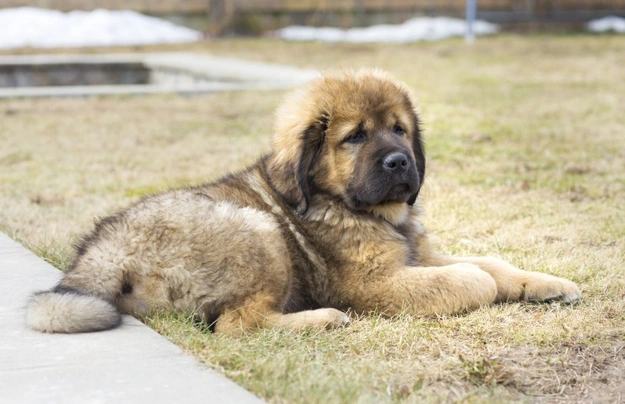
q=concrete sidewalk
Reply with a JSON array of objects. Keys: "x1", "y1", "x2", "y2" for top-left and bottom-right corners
[{"x1": 0, "y1": 232, "x2": 263, "y2": 404}]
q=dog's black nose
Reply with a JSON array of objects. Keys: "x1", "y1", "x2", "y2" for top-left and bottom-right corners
[{"x1": 382, "y1": 152, "x2": 409, "y2": 173}]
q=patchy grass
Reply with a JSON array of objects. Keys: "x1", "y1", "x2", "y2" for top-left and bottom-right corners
[{"x1": 1, "y1": 35, "x2": 624, "y2": 402}]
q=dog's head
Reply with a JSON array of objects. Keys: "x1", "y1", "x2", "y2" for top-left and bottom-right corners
[{"x1": 266, "y1": 69, "x2": 425, "y2": 225}]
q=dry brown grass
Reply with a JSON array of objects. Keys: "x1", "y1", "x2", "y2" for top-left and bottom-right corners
[{"x1": 1, "y1": 35, "x2": 624, "y2": 402}]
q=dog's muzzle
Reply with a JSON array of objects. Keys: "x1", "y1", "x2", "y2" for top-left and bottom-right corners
[{"x1": 350, "y1": 150, "x2": 420, "y2": 209}]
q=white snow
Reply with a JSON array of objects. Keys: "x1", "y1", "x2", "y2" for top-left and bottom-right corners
[
  {"x1": 0, "y1": 7, "x2": 202, "y2": 49},
  {"x1": 586, "y1": 16, "x2": 625, "y2": 33},
  {"x1": 275, "y1": 17, "x2": 498, "y2": 43}
]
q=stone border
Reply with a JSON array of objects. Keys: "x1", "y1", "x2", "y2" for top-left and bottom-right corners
[{"x1": 0, "y1": 53, "x2": 318, "y2": 98}]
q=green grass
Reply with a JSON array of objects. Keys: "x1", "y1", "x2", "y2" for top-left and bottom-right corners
[{"x1": 1, "y1": 35, "x2": 624, "y2": 402}]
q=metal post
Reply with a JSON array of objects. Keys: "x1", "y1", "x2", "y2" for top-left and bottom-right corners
[{"x1": 466, "y1": 0, "x2": 476, "y2": 44}]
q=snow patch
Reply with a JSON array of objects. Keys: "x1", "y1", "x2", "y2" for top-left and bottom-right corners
[
  {"x1": 276, "y1": 17, "x2": 498, "y2": 43},
  {"x1": 587, "y1": 16, "x2": 625, "y2": 33},
  {"x1": 0, "y1": 7, "x2": 202, "y2": 49}
]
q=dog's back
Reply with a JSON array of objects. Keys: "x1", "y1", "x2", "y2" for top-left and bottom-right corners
[{"x1": 26, "y1": 177, "x2": 294, "y2": 333}]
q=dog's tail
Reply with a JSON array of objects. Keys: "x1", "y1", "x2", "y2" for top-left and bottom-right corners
[{"x1": 26, "y1": 284, "x2": 122, "y2": 333}]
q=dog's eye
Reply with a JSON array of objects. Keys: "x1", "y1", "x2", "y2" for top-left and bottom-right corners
[
  {"x1": 393, "y1": 124, "x2": 405, "y2": 135},
  {"x1": 344, "y1": 130, "x2": 367, "y2": 144}
]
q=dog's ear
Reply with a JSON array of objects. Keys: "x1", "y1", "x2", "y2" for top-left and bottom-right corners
[
  {"x1": 295, "y1": 115, "x2": 328, "y2": 213},
  {"x1": 265, "y1": 113, "x2": 328, "y2": 214},
  {"x1": 408, "y1": 113, "x2": 426, "y2": 206}
]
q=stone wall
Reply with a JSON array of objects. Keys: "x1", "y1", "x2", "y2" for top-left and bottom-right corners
[{"x1": 0, "y1": 63, "x2": 149, "y2": 87}]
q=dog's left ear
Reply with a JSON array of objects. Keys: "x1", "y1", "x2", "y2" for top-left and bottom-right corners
[
  {"x1": 295, "y1": 115, "x2": 328, "y2": 213},
  {"x1": 408, "y1": 114, "x2": 426, "y2": 206}
]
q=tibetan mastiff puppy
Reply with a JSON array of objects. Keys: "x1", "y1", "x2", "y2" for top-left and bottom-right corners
[{"x1": 27, "y1": 69, "x2": 580, "y2": 334}]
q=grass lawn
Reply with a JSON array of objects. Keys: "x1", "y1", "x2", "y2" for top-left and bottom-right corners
[{"x1": 1, "y1": 35, "x2": 624, "y2": 402}]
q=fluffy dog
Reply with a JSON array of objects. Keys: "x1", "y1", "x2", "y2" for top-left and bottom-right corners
[{"x1": 26, "y1": 69, "x2": 581, "y2": 334}]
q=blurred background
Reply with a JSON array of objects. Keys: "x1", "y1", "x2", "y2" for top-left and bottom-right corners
[{"x1": 3, "y1": 0, "x2": 625, "y2": 38}]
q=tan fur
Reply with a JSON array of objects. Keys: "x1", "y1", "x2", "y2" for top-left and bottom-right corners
[
  {"x1": 26, "y1": 291, "x2": 120, "y2": 333},
  {"x1": 26, "y1": 68, "x2": 580, "y2": 334}
]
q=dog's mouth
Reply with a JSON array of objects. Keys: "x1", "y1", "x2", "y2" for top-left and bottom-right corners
[
  {"x1": 383, "y1": 183, "x2": 411, "y2": 201},
  {"x1": 350, "y1": 182, "x2": 418, "y2": 210}
]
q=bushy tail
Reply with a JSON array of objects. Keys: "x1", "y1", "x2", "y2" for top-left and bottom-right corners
[{"x1": 26, "y1": 287, "x2": 121, "y2": 333}]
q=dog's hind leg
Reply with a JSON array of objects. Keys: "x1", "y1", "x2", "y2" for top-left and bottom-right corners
[
  {"x1": 213, "y1": 293, "x2": 349, "y2": 335},
  {"x1": 265, "y1": 308, "x2": 350, "y2": 331}
]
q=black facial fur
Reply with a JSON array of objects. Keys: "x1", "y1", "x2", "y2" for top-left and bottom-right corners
[{"x1": 346, "y1": 124, "x2": 421, "y2": 210}]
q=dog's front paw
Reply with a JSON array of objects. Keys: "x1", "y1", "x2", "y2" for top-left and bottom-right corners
[
  {"x1": 523, "y1": 273, "x2": 581, "y2": 304},
  {"x1": 317, "y1": 308, "x2": 350, "y2": 329}
]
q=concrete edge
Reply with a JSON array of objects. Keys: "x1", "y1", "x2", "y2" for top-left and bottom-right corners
[
  {"x1": 0, "y1": 52, "x2": 319, "y2": 98},
  {"x1": 0, "y1": 232, "x2": 264, "y2": 404}
]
